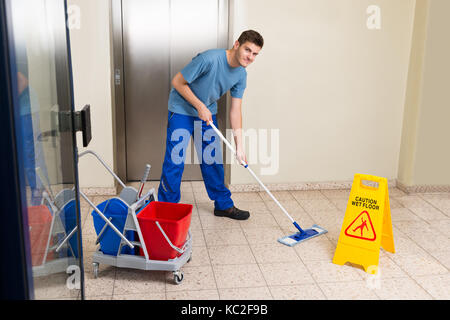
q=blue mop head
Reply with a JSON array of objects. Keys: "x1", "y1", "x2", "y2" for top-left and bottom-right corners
[{"x1": 278, "y1": 224, "x2": 328, "y2": 247}]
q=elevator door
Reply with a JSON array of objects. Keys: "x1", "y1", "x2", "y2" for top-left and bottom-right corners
[{"x1": 122, "y1": 0, "x2": 229, "y2": 181}]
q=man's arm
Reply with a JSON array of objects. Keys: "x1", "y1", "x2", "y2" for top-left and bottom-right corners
[
  {"x1": 229, "y1": 97, "x2": 247, "y2": 165},
  {"x1": 172, "y1": 72, "x2": 212, "y2": 123}
]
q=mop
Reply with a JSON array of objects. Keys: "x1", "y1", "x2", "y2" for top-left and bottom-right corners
[{"x1": 208, "y1": 121, "x2": 327, "y2": 246}]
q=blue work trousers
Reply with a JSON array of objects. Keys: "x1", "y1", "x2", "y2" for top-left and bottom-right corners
[{"x1": 158, "y1": 112, "x2": 234, "y2": 211}]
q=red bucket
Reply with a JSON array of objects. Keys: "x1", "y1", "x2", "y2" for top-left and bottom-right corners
[
  {"x1": 27, "y1": 205, "x2": 54, "y2": 266},
  {"x1": 137, "y1": 201, "x2": 192, "y2": 261}
]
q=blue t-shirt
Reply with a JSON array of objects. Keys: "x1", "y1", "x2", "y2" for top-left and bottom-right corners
[{"x1": 168, "y1": 49, "x2": 247, "y2": 117}]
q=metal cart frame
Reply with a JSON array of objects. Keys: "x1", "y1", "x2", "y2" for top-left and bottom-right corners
[
  {"x1": 79, "y1": 150, "x2": 192, "y2": 284},
  {"x1": 32, "y1": 170, "x2": 79, "y2": 277}
]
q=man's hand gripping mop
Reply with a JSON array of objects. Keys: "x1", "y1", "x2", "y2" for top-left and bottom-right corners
[{"x1": 208, "y1": 121, "x2": 327, "y2": 246}]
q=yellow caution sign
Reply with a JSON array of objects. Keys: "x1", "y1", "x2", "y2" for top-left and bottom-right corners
[{"x1": 332, "y1": 174, "x2": 395, "y2": 274}]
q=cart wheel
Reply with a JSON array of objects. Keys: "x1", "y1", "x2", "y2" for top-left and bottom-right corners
[
  {"x1": 173, "y1": 271, "x2": 184, "y2": 285},
  {"x1": 93, "y1": 262, "x2": 99, "y2": 279}
]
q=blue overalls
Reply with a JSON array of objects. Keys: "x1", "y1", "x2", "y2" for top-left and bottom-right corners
[{"x1": 158, "y1": 111, "x2": 234, "y2": 211}]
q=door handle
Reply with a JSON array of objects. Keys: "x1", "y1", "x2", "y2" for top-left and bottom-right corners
[
  {"x1": 77, "y1": 104, "x2": 92, "y2": 148},
  {"x1": 58, "y1": 105, "x2": 92, "y2": 147}
]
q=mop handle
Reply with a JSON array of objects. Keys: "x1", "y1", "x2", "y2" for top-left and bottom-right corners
[
  {"x1": 208, "y1": 121, "x2": 295, "y2": 225},
  {"x1": 137, "y1": 164, "x2": 151, "y2": 199},
  {"x1": 207, "y1": 122, "x2": 245, "y2": 166}
]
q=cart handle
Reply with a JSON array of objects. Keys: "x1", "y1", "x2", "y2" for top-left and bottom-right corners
[
  {"x1": 95, "y1": 217, "x2": 113, "y2": 245},
  {"x1": 55, "y1": 226, "x2": 78, "y2": 253},
  {"x1": 78, "y1": 150, "x2": 127, "y2": 189},
  {"x1": 41, "y1": 191, "x2": 58, "y2": 215},
  {"x1": 80, "y1": 191, "x2": 135, "y2": 249},
  {"x1": 155, "y1": 221, "x2": 191, "y2": 254}
]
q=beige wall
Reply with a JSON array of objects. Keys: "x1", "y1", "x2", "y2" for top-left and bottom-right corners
[
  {"x1": 230, "y1": 0, "x2": 416, "y2": 185},
  {"x1": 410, "y1": 0, "x2": 450, "y2": 186},
  {"x1": 68, "y1": 0, "x2": 115, "y2": 190},
  {"x1": 398, "y1": 0, "x2": 429, "y2": 186},
  {"x1": 399, "y1": 0, "x2": 450, "y2": 187}
]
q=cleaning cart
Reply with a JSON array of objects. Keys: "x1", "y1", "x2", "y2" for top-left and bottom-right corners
[
  {"x1": 31, "y1": 168, "x2": 79, "y2": 277},
  {"x1": 79, "y1": 150, "x2": 193, "y2": 284}
]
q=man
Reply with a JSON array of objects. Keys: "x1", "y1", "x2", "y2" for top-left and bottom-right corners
[{"x1": 158, "y1": 30, "x2": 264, "y2": 220}]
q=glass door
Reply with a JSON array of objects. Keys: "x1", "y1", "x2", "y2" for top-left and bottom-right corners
[{"x1": 1, "y1": 0, "x2": 86, "y2": 299}]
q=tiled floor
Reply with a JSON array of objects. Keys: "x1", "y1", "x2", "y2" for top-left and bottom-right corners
[{"x1": 78, "y1": 182, "x2": 450, "y2": 300}]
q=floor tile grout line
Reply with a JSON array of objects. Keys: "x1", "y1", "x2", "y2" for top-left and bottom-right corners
[
  {"x1": 381, "y1": 251, "x2": 437, "y2": 300},
  {"x1": 395, "y1": 233, "x2": 450, "y2": 273},
  {"x1": 258, "y1": 191, "x2": 313, "y2": 233},
  {"x1": 291, "y1": 190, "x2": 327, "y2": 224},
  {"x1": 292, "y1": 250, "x2": 330, "y2": 300},
  {"x1": 235, "y1": 196, "x2": 275, "y2": 299},
  {"x1": 385, "y1": 213, "x2": 443, "y2": 299},
  {"x1": 244, "y1": 237, "x2": 275, "y2": 299},
  {"x1": 193, "y1": 189, "x2": 221, "y2": 299},
  {"x1": 111, "y1": 268, "x2": 117, "y2": 299},
  {"x1": 395, "y1": 192, "x2": 450, "y2": 223},
  {"x1": 288, "y1": 190, "x2": 335, "y2": 240},
  {"x1": 263, "y1": 198, "x2": 294, "y2": 232},
  {"x1": 379, "y1": 227, "x2": 441, "y2": 300},
  {"x1": 392, "y1": 217, "x2": 450, "y2": 272},
  {"x1": 416, "y1": 193, "x2": 450, "y2": 224},
  {"x1": 316, "y1": 189, "x2": 353, "y2": 242},
  {"x1": 391, "y1": 203, "x2": 450, "y2": 272},
  {"x1": 390, "y1": 195, "x2": 450, "y2": 275},
  {"x1": 235, "y1": 199, "x2": 274, "y2": 299},
  {"x1": 392, "y1": 198, "x2": 439, "y2": 227},
  {"x1": 284, "y1": 190, "x2": 333, "y2": 300}
]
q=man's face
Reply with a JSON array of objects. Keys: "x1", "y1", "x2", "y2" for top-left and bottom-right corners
[{"x1": 235, "y1": 41, "x2": 261, "y2": 68}]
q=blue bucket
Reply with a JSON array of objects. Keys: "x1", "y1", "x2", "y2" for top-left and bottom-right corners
[
  {"x1": 60, "y1": 199, "x2": 79, "y2": 258},
  {"x1": 91, "y1": 198, "x2": 135, "y2": 256}
]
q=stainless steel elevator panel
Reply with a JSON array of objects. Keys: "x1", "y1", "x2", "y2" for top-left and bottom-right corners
[{"x1": 122, "y1": 0, "x2": 228, "y2": 181}]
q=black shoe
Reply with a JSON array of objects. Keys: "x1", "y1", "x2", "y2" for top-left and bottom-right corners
[{"x1": 214, "y1": 206, "x2": 250, "y2": 220}]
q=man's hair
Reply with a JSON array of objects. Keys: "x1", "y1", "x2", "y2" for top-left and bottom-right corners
[{"x1": 237, "y1": 30, "x2": 264, "y2": 48}]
